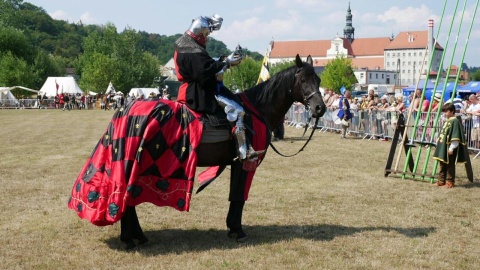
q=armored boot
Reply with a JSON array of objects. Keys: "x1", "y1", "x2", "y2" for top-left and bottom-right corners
[{"x1": 215, "y1": 95, "x2": 265, "y2": 161}]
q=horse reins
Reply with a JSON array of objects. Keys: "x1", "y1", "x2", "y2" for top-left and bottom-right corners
[
  {"x1": 269, "y1": 116, "x2": 320, "y2": 158},
  {"x1": 269, "y1": 70, "x2": 322, "y2": 158}
]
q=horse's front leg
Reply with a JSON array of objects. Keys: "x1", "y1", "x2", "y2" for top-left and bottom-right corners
[
  {"x1": 120, "y1": 206, "x2": 149, "y2": 250},
  {"x1": 226, "y1": 201, "x2": 247, "y2": 242}
]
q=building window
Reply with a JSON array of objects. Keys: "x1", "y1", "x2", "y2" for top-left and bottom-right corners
[
  {"x1": 360, "y1": 73, "x2": 364, "y2": 78},
  {"x1": 414, "y1": 52, "x2": 416, "y2": 56},
  {"x1": 369, "y1": 73, "x2": 372, "y2": 79},
  {"x1": 419, "y1": 52, "x2": 422, "y2": 56},
  {"x1": 376, "y1": 74, "x2": 378, "y2": 79},
  {"x1": 387, "y1": 53, "x2": 390, "y2": 57},
  {"x1": 382, "y1": 74, "x2": 384, "y2": 79},
  {"x1": 408, "y1": 61, "x2": 411, "y2": 66},
  {"x1": 403, "y1": 53, "x2": 406, "y2": 56},
  {"x1": 402, "y1": 70, "x2": 405, "y2": 74},
  {"x1": 387, "y1": 62, "x2": 390, "y2": 67},
  {"x1": 408, "y1": 52, "x2": 411, "y2": 57}
]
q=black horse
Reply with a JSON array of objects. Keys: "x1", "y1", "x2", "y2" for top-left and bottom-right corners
[
  {"x1": 118, "y1": 54, "x2": 325, "y2": 249},
  {"x1": 68, "y1": 54, "x2": 325, "y2": 250}
]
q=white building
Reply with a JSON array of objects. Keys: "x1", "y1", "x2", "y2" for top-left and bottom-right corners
[{"x1": 268, "y1": 4, "x2": 444, "y2": 88}]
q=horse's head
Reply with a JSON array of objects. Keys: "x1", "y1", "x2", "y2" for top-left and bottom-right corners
[{"x1": 292, "y1": 54, "x2": 326, "y2": 118}]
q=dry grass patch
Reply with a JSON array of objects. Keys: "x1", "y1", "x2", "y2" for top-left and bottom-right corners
[{"x1": 0, "y1": 109, "x2": 479, "y2": 270}]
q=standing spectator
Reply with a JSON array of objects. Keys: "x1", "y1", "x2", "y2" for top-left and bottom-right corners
[
  {"x1": 390, "y1": 96, "x2": 405, "y2": 130},
  {"x1": 36, "y1": 92, "x2": 42, "y2": 109},
  {"x1": 102, "y1": 95, "x2": 110, "y2": 111},
  {"x1": 350, "y1": 97, "x2": 360, "y2": 134},
  {"x1": 63, "y1": 94, "x2": 70, "y2": 111},
  {"x1": 162, "y1": 85, "x2": 171, "y2": 100},
  {"x1": 59, "y1": 93, "x2": 65, "y2": 110},
  {"x1": 54, "y1": 95, "x2": 60, "y2": 109},
  {"x1": 337, "y1": 90, "x2": 352, "y2": 139},
  {"x1": 293, "y1": 101, "x2": 305, "y2": 128},
  {"x1": 465, "y1": 94, "x2": 480, "y2": 149},
  {"x1": 80, "y1": 94, "x2": 86, "y2": 109},
  {"x1": 433, "y1": 103, "x2": 467, "y2": 188}
]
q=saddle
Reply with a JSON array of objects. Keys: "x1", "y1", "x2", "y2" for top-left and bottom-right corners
[{"x1": 200, "y1": 111, "x2": 232, "y2": 143}]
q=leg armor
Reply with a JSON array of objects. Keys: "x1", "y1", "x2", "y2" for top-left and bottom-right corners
[{"x1": 215, "y1": 95, "x2": 248, "y2": 160}]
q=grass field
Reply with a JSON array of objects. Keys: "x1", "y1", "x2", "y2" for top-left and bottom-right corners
[{"x1": 0, "y1": 109, "x2": 479, "y2": 270}]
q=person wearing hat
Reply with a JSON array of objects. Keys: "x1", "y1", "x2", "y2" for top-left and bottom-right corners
[
  {"x1": 432, "y1": 93, "x2": 443, "y2": 111},
  {"x1": 425, "y1": 93, "x2": 444, "y2": 142}
]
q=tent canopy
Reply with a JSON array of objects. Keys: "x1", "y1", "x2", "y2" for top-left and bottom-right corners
[
  {"x1": 128, "y1": 88, "x2": 160, "y2": 98},
  {"x1": 105, "y1": 82, "x2": 117, "y2": 95},
  {"x1": 458, "y1": 81, "x2": 480, "y2": 93},
  {"x1": 39, "y1": 77, "x2": 84, "y2": 97},
  {"x1": 402, "y1": 79, "x2": 436, "y2": 97},
  {"x1": 0, "y1": 87, "x2": 19, "y2": 103}
]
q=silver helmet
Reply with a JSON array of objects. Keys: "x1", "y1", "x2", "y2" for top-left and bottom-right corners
[{"x1": 187, "y1": 14, "x2": 223, "y2": 37}]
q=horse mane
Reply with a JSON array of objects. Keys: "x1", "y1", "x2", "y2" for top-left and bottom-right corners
[{"x1": 240, "y1": 65, "x2": 298, "y2": 107}]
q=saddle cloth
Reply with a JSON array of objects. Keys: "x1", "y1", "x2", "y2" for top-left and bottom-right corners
[{"x1": 67, "y1": 97, "x2": 268, "y2": 226}]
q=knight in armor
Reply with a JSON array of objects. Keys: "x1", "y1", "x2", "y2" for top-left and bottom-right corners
[{"x1": 174, "y1": 14, "x2": 265, "y2": 161}]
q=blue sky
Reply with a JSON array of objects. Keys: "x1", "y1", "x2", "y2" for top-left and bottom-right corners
[{"x1": 27, "y1": 0, "x2": 480, "y2": 67}]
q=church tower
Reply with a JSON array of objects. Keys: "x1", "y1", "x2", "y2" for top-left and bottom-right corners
[{"x1": 343, "y1": 2, "x2": 355, "y2": 43}]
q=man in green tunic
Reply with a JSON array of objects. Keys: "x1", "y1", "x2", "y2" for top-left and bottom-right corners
[{"x1": 433, "y1": 103, "x2": 467, "y2": 188}]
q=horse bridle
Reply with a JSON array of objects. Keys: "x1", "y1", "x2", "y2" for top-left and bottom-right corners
[{"x1": 269, "y1": 67, "x2": 322, "y2": 158}]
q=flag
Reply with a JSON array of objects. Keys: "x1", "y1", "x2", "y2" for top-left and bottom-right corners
[{"x1": 256, "y1": 51, "x2": 271, "y2": 85}]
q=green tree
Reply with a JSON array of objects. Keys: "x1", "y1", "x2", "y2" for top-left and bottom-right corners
[
  {"x1": 471, "y1": 69, "x2": 480, "y2": 81},
  {"x1": 0, "y1": 23, "x2": 32, "y2": 61},
  {"x1": 320, "y1": 55, "x2": 357, "y2": 93},
  {"x1": 0, "y1": 51, "x2": 34, "y2": 87},
  {"x1": 77, "y1": 24, "x2": 160, "y2": 93},
  {"x1": 270, "y1": 60, "x2": 295, "y2": 76},
  {"x1": 31, "y1": 50, "x2": 65, "y2": 87},
  {"x1": 224, "y1": 57, "x2": 261, "y2": 91}
]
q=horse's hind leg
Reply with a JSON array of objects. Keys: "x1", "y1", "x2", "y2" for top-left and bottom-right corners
[
  {"x1": 120, "y1": 206, "x2": 149, "y2": 250},
  {"x1": 226, "y1": 201, "x2": 247, "y2": 242}
]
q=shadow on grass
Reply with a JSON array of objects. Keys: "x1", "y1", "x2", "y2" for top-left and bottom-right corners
[
  {"x1": 461, "y1": 181, "x2": 480, "y2": 189},
  {"x1": 104, "y1": 224, "x2": 436, "y2": 253}
]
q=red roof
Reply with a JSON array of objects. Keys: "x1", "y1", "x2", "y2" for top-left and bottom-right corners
[
  {"x1": 269, "y1": 40, "x2": 336, "y2": 58},
  {"x1": 351, "y1": 37, "x2": 392, "y2": 56},
  {"x1": 385, "y1": 30, "x2": 443, "y2": 50}
]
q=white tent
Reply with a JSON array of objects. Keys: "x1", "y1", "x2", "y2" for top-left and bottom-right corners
[
  {"x1": 39, "y1": 77, "x2": 84, "y2": 97},
  {"x1": 128, "y1": 88, "x2": 160, "y2": 99},
  {"x1": 105, "y1": 82, "x2": 117, "y2": 95},
  {"x1": 0, "y1": 87, "x2": 19, "y2": 106}
]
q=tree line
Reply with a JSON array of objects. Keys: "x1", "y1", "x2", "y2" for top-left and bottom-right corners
[
  {"x1": 3, "y1": 0, "x2": 474, "y2": 97},
  {"x1": 0, "y1": 0, "x2": 264, "y2": 95}
]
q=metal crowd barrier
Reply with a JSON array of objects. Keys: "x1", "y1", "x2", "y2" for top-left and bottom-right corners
[
  {"x1": 0, "y1": 98, "x2": 97, "y2": 109},
  {"x1": 284, "y1": 104, "x2": 480, "y2": 159}
]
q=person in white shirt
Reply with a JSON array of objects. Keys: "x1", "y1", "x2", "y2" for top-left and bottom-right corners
[{"x1": 465, "y1": 94, "x2": 480, "y2": 149}]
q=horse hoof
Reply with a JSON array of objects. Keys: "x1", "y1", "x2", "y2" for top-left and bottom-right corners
[
  {"x1": 227, "y1": 229, "x2": 247, "y2": 242},
  {"x1": 236, "y1": 235, "x2": 248, "y2": 243},
  {"x1": 227, "y1": 229, "x2": 236, "y2": 238},
  {"x1": 137, "y1": 236, "x2": 149, "y2": 245},
  {"x1": 124, "y1": 240, "x2": 137, "y2": 251}
]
